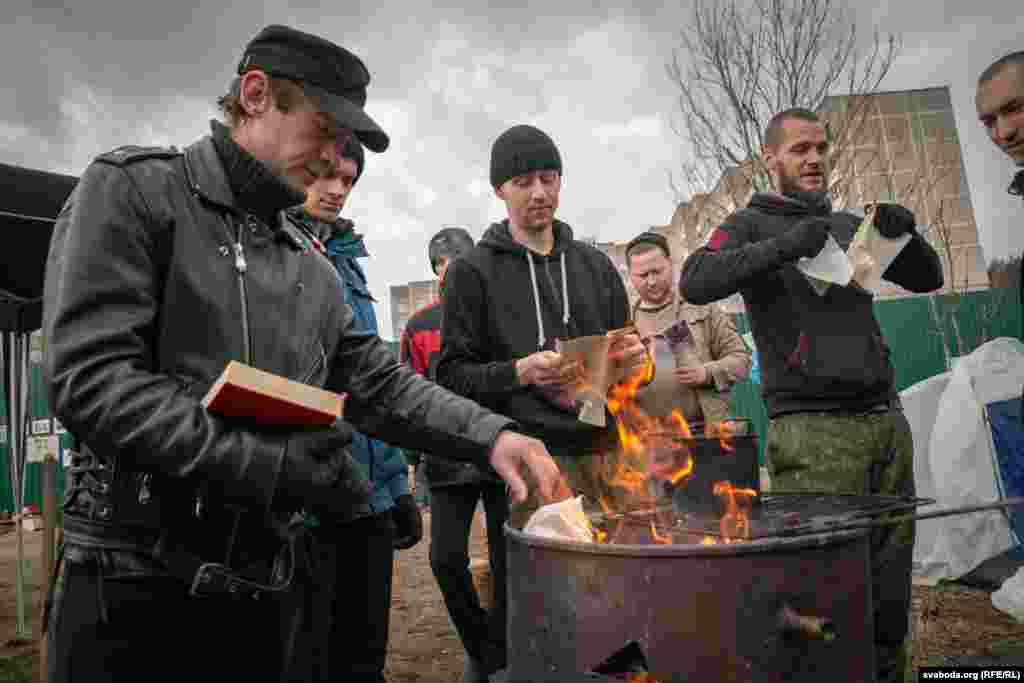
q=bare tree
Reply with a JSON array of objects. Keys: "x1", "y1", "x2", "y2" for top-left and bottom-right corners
[{"x1": 667, "y1": 0, "x2": 900, "y2": 246}]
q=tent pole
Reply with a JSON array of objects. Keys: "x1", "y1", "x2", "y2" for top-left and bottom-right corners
[{"x1": 4, "y1": 330, "x2": 31, "y2": 640}]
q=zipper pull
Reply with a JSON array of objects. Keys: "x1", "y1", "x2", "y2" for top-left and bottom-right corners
[{"x1": 233, "y1": 242, "x2": 247, "y2": 274}]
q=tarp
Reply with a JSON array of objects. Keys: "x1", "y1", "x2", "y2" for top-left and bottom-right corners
[{"x1": 903, "y1": 337, "x2": 1024, "y2": 583}]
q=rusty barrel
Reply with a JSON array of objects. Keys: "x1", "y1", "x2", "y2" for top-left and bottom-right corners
[{"x1": 505, "y1": 522, "x2": 874, "y2": 683}]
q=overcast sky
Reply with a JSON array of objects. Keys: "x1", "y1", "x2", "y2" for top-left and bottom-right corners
[{"x1": 2, "y1": 0, "x2": 1020, "y2": 339}]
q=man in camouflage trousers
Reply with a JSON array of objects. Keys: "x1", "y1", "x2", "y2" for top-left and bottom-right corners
[{"x1": 680, "y1": 108, "x2": 943, "y2": 683}]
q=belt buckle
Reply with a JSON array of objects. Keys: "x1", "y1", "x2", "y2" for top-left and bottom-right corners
[{"x1": 190, "y1": 562, "x2": 265, "y2": 600}]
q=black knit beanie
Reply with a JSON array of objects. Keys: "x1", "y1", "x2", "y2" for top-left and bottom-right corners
[
  {"x1": 489, "y1": 124, "x2": 562, "y2": 189},
  {"x1": 341, "y1": 137, "x2": 365, "y2": 184}
]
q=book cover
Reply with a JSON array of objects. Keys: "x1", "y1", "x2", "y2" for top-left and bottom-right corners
[{"x1": 201, "y1": 360, "x2": 344, "y2": 427}]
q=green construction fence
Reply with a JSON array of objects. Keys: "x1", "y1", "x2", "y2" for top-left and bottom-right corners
[{"x1": 2, "y1": 294, "x2": 1020, "y2": 511}]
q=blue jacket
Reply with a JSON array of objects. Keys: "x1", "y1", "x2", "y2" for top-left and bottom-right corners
[{"x1": 285, "y1": 209, "x2": 410, "y2": 514}]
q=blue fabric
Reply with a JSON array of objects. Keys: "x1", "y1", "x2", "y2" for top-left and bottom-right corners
[
  {"x1": 749, "y1": 349, "x2": 761, "y2": 386},
  {"x1": 324, "y1": 226, "x2": 409, "y2": 514},
  {"x1": 986, "y1": 397, "x2": 1024, "y2": 544}
]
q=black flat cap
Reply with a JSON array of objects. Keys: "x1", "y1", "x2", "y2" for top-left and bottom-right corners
[{"x1": 238, "y1": 24, "x2": 389, "y2": 152}]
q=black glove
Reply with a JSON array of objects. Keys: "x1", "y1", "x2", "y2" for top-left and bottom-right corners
[
  {"x1": 274, "y1": 425, "x2": 372, "y2": 520},
  {"x1": 774, "y1": 218, "x2": 830, "y2": 262},
  {"x1": 871, "y1": 203, "x2": 916, "y2": 239},
  {"x1": 391, "y1": 494, "x2": 423, "y2": 550}
]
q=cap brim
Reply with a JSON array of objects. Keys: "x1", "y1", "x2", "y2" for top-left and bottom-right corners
[{"x1": 305, "y1": 83, "x2": 390, "y2": 153}]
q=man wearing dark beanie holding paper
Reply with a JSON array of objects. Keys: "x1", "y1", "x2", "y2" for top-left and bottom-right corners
[{"x1": 436, "y1": 124, "x2": 648, "y2": 680}]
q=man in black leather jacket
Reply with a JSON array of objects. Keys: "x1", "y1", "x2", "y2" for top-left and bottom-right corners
[{"x1": 42, "y1": 24, "x2": 561, "y2": 683}]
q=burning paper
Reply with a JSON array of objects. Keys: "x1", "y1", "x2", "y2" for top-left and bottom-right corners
[
  {"x1": 523, "y1": 495, "x2": 595, "y2": 542},
  {"x1": 554, "y1": 326, "x2": 636, "y2": 428}
]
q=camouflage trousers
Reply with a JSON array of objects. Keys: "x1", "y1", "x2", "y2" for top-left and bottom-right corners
[{"x1": 766, "y1": 409, "x2": 915, "y2": 683}]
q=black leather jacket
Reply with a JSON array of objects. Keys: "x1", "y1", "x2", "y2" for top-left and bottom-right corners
[{"x1": 42, "y1": 135, "x2": 512, "y2": 578}]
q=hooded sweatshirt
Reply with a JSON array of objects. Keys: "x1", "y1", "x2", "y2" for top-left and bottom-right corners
[
  {"x1": 679, "y1": 191, "x2": 943, "y2": 417},
  {"x1": 435, "y1": 219, "x2": 630, "y2": 459}
]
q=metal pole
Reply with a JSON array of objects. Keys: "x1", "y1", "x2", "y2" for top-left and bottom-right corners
[
  {"x1": 690, "y1": 496, "x2": 1024, "y2": 539},
  {"x1": 4, "y1": 331, "x2": 31, "y2": 640}
]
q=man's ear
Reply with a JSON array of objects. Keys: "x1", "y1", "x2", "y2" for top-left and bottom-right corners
[
  {"x1": 238, "y1": 70, "x2": 272, "y2": 118},
  {"x1": 494, "y1": 184, "x2": 506, "y2": 201}
]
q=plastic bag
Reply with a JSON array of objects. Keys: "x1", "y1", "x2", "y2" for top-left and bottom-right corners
[{"x1": 992, "y1": 566, "x2": 1024, "y2": 623}]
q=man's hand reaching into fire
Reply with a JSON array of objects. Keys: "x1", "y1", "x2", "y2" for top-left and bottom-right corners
[{"x1": 488, "y1": 430, "x2": 571, "y2": 504}]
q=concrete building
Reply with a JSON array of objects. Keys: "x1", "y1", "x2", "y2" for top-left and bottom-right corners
[{"x1": 389, "y1": 279, "x2": 438, "y2": 341}]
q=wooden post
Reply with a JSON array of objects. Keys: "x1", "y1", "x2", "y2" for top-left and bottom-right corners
[{"x1": 39, "y1": 452, "x2": 58, "y2": 683}]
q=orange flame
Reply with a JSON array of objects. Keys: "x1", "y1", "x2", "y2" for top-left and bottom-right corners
[
  {"x1": 649, "y1": 521, "x2": 672, "y2": 544},
  {"x1": 712, "y1": 481, "x2": 758, "y2": 542},
  {"x1": 605, "y1": 353, "x2": 695, "y2": 512}
]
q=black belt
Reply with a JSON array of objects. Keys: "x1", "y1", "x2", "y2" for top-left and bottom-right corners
[{"x1": 61, "y1": 514, "x2": 296, "y2": 600}]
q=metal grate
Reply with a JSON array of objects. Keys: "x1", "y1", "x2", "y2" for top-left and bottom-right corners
[{"x1": 589, "y1": 493, "x2": 934, "y2": 543}]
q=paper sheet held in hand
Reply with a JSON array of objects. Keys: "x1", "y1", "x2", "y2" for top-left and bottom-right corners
[{"x1": 795, "y1": 205, "x2": 912, "y2": 296}]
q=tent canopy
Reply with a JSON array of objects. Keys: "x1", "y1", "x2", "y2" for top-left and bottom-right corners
[{"x1": 0, "y1": 161, "x2": 78, "y2": 331}]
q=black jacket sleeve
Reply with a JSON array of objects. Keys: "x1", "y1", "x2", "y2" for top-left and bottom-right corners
[
  {"x1": 607, "y1": 252, "x2": 631, "y2": 327},
  {"x1": 434, "y1": 258, "x2": 521, "y2": 402},
  {"x1": 679, "y1": 215, "x2": 787, "y2": 305},
  {"x1": 329, "y1": 323, "x2": 514, "y2": 469},
  {"x1": 882, "y1": 232, "x2": 944, "y2": 293},
  {"x1": 42, "y1": 161, "x2": 287, "y2": 512}
]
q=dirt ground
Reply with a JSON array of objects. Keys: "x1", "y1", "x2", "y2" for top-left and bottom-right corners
[{"x1": 3, "y1": 514, "x2": 1024, "y2": 682}]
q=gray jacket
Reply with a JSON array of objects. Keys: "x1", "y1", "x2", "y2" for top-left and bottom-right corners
[{"x1": 43, "y1": 135, "x2": 512, "y2": 577}]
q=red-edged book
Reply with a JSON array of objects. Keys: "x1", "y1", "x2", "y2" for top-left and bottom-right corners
[{"x1": 201, "y1": 361, "x2": 345, "y2": 427}]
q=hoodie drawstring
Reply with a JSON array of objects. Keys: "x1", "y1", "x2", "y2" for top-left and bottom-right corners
[
  {"x1": 560, "y1": 251, "x2": 570, "y2": 327},
  {"x1": 526, "y1": 250, "x2": 572, "y2": 349},
  {"x1": 527, "y1": 252, "x2": 546, "y2": 348}
]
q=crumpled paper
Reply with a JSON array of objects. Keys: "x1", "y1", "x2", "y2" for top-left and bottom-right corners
[{"x1": 522, "y1": 495, "x2": 595, "y2": 542}]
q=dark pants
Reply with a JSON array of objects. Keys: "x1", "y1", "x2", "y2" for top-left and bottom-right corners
[
  {"x1": 322, "y1": 512, "x2": 396, "y2": 682},
  {"x1": 429, "y1": 483, "x2": 509, "y2": 674},
  {"x1": 414, "y1": 464, "x2": 431, "y2": 507},
  {"x1": 49, "y1": 558, "x2": 284, "y2": 682},
  {"x1": 767, "y1": 409, "x2": 915, "y2": 683}
]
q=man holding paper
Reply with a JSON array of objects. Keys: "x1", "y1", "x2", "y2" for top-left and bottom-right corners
[
  {"x1": 625, "y1": 230, "x2": 750, "y2": 430},
  {"x1": 679, "y1": 107, "x2": 943, "y2": 683},
  {"x1": 436, "y1": 123, "x2": 648, "y2": 679}
]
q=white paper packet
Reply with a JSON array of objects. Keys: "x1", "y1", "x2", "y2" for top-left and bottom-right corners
[{"x1": 522, "y1": 495, "x2": 595, "y2": 542}]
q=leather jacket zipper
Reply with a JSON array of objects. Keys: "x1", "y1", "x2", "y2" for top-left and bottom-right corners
[
  {"x1": 233, "y1": 217, "x2": 252, "y2": 365},
  {"x1": 300, "y1": 342, "x2": 326, "y2": 385}
]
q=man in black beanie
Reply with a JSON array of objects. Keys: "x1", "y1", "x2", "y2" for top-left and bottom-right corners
[{"x1": 436, "y1": 124, "x2": 648, "y2": 680}]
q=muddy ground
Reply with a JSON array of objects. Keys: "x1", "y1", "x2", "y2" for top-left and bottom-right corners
[{"x1": 2, "y1": 514, "x2": 1023, "y2": 682}]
